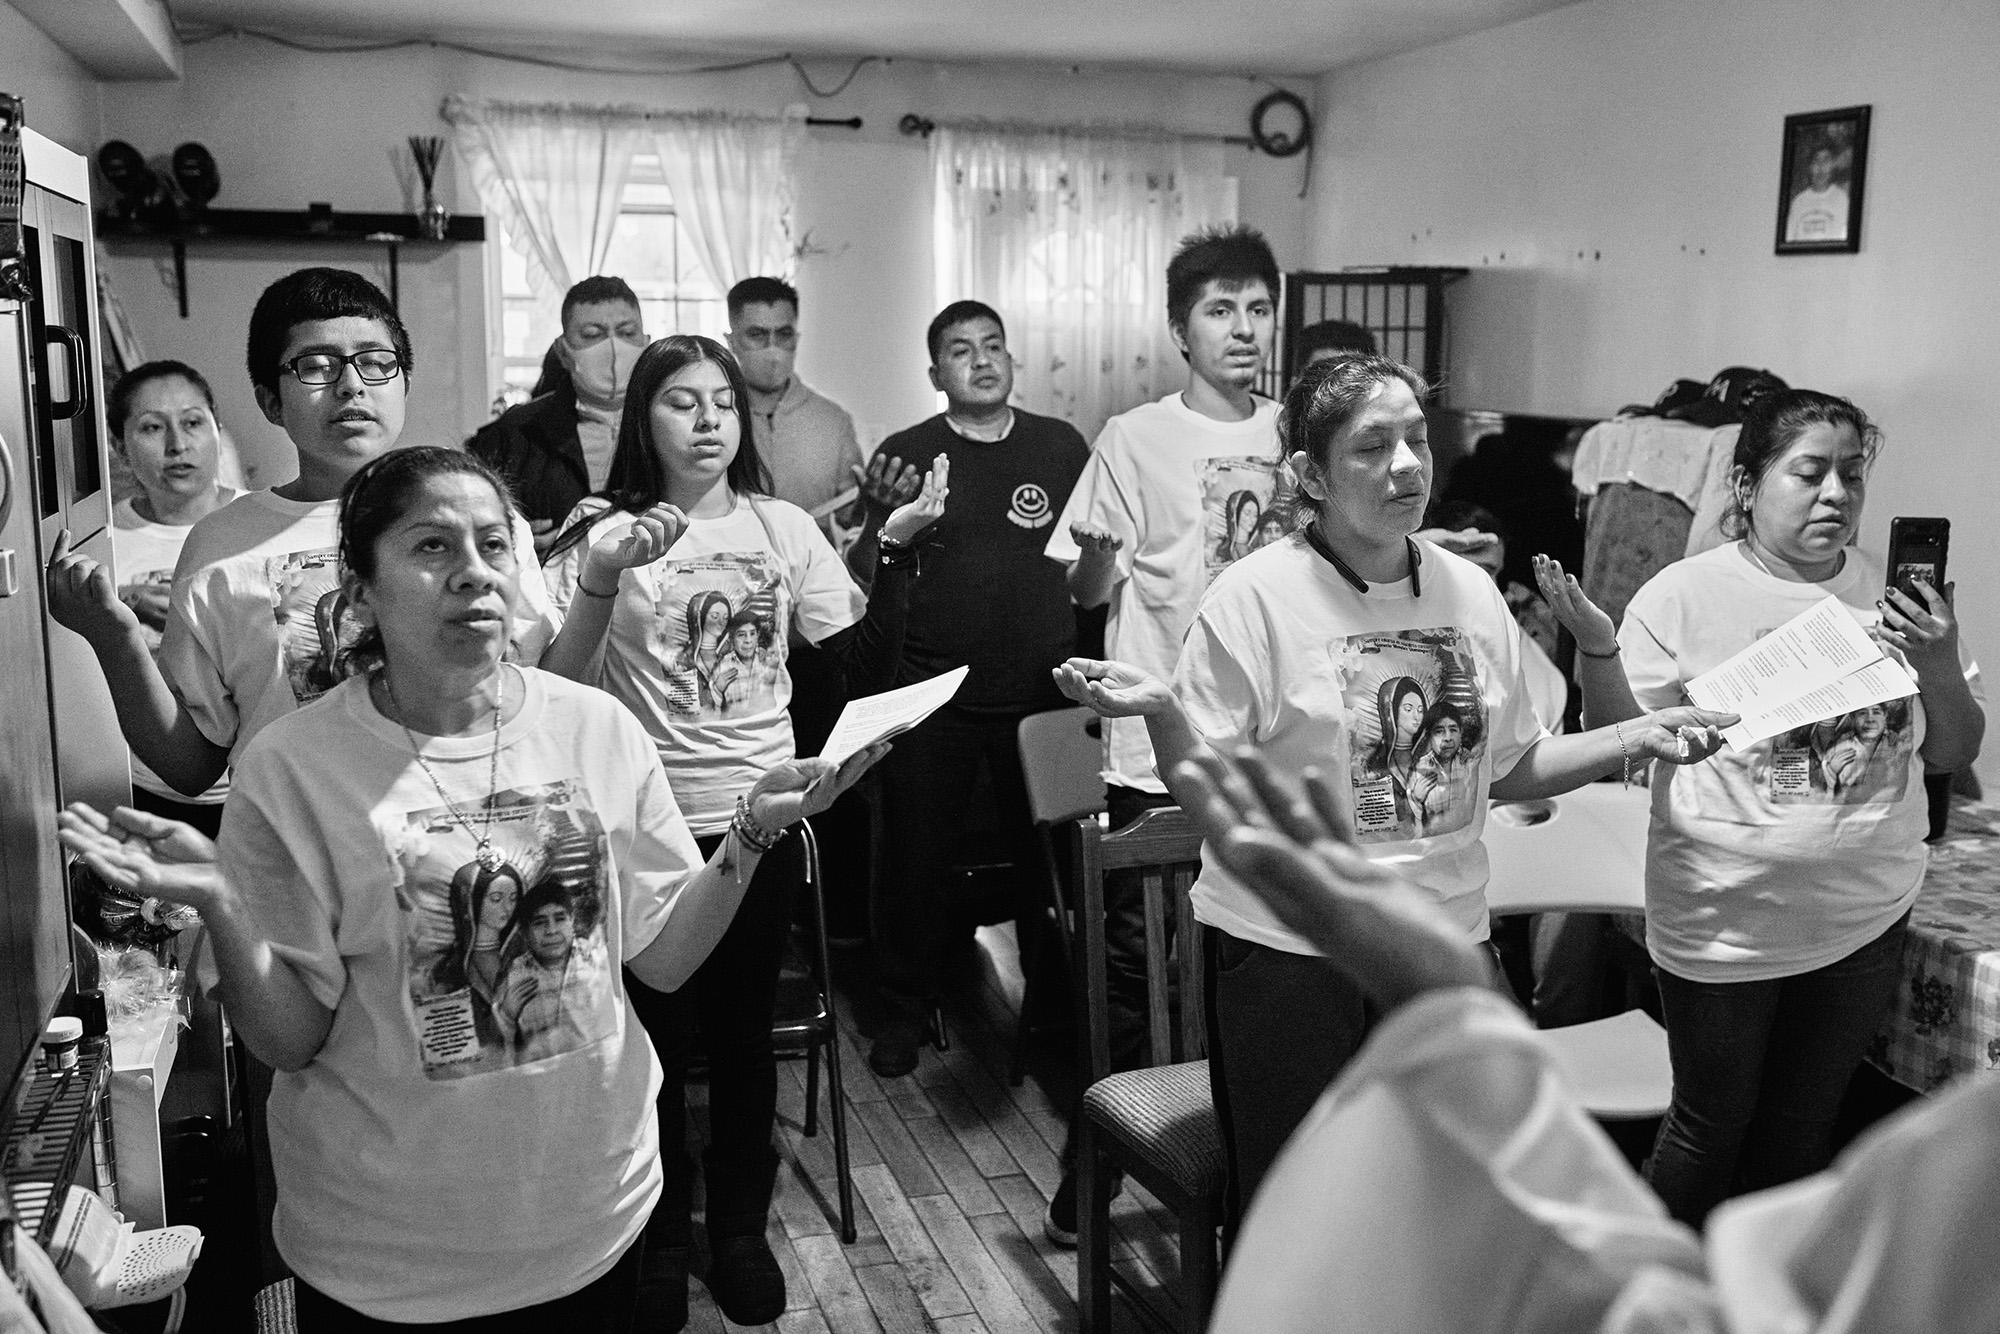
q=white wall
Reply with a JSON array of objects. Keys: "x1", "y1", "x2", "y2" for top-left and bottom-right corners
[
  {"x1": 1, "y1": 3, "x2": 101, "y2": 152},
  {"x1": 1311, "y1": 0, "x2": 2000, "y2": 786},
  {"x1": 93, "y1": 40, "x2": 1313, "y2": 484}
]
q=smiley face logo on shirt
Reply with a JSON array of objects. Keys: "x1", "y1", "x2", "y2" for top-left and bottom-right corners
[{"x1": 1007, "y1": 483, "x2": 1053, "y2": 530}]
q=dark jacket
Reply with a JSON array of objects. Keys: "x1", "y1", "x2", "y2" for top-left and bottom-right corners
[{"x1": 466, "y1": 385, "x2": 591, "y2": 533}]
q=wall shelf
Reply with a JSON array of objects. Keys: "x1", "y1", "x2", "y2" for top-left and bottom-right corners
[{"x1": 96, "y1": 208, "x2": 486, "y2": 318}]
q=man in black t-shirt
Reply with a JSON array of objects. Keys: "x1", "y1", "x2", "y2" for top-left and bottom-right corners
[{"x1": 849, "y1": 301, "x2": 1090, "y2": 1077}]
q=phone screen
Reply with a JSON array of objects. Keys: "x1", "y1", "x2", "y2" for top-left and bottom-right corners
[{"x1": 1889, "y1": 518, "x2": 1949, "y2": 601}]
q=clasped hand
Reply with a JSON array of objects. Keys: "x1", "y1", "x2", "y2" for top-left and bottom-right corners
[
  {"x1": 1876, "y1": 579, "x2": 1960, "y2": 678},
  {"x1": 581, "y1": 503, "x2": 689, "y2": 591}
]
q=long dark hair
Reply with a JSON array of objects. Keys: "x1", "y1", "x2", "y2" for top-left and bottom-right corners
[{"x1": 547, "y1": 335, "x2": 771, "y2": 558}]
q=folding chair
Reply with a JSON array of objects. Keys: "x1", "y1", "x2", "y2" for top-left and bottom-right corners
[{"x1": 1484, "y1": 785, "x2": 1672, "y2": 1120}]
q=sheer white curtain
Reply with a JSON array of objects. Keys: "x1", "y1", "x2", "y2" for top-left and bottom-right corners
[
  {"x1": 933, "y1": 126, "x2": 1237, "y2": 442},
  {"x1": 443, "y1": 97, "x2": 646, "y2": 333},
  {"x1": 444, "y1": 98, "x2": 803, "y2": 340},
  {"x1": 650, "y1": 108, "x2": 806, "y2": 292}
]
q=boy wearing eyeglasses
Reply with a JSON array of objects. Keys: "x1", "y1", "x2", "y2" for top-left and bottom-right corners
[{"x1": 48, "y1": 267, "x2": 561, "y2": 796}]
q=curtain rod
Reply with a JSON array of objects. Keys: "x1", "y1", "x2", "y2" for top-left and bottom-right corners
[{"x1": 896, "y1": 113, "x2": 1251, "y2": 149}]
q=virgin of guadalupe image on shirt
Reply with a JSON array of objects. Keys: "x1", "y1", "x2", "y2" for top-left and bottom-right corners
[
  {"x1": 1199, "y1": 455, "x2": 1296, "y2": 582},
  {"x1": 1334, "y1": 628, "x2": 1490, "y2": 843},
  {"x1": 397, "y1": 779, "x2": 617, "y2": 1079},
  {"x1": 1764, "y1": 696, "x2": 1915, "y2": 806},
  {"x1": 272, "y1": 548, "x2": 363, "y2": 702},
  {"x1": 654, "y1": 552, "x2": 785, "y2": 720}
]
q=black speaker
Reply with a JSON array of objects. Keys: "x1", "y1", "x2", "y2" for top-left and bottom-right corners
[{"x1": 0, "y1": 93, "x2": 28, "y2": 301}]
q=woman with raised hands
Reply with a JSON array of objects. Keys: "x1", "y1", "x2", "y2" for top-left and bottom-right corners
[
  {"x1": 60, "y1": 445, "x2": 885, "y2": 1332},
  {"x1": 1054, "y1": 352, "x2": 1732, "y2": 1224},
  {"x1": 541, "y1": 334, "x2": 945, "y2": 1327},
  {"x1": 1534, "y1": 388, "x2": 1984, "y2": 1227}
]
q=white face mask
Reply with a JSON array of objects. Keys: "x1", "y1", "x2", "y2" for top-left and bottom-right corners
[
  {"x1": 735, "y1": 345, "x2": 795, "y2": 396},
  {"x1": 561, "y1": 336, "x2": 647, "y2": 407}
]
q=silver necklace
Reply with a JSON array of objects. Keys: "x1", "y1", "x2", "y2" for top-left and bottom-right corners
[{"x1": 382, "y1": 665, "x2": 509, "y2": 871}]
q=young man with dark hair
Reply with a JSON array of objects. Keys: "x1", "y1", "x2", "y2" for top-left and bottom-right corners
[
  {"x1": 850, "y1": 299, "x2": 1090, "y2": 1077},
  {"x1": 468, "y1": 274, "x2": 648, "y2": 548},
  {"x1": 1039, "y1": 223, "x2": 1288, "y2": 1240},
  {"x1": 49, "y1": 266, "x2": 560, "y2": 799},
  {"x1": 726, "y1": 275, "x2": 862, "y2": 541}
]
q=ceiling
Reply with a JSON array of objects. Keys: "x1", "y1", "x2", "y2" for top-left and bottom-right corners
[{"x1": 167, "y1": 0, "x2": 1583, "y2": 77}]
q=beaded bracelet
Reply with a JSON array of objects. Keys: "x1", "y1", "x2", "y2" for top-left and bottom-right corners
[
  {"x1": 732, "y1": 794, "x2": 791, "y2": 854},
  {"x1": 878, "y1": 534, "x2": 918, "y2": 570},
  {"x1": 1613, "y1": 719, "x2": 1637, "y2": 787}
]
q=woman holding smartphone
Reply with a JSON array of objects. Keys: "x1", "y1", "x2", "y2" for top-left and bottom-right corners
[{"x1": 1542, "y1": 387, "x2": 1984, "y2": 1226}]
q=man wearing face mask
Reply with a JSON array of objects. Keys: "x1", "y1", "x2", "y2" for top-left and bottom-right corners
[
  {"x1": 726, "y1": 277, "x2": 863, "y2": 544},
  {"x1": 469, "y1": 275, "x2": 649, "y2": 552}
]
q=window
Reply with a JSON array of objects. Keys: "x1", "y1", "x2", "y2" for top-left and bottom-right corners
[{"x1": 493, "y1": 154, "x2": 730, "y2": 403}]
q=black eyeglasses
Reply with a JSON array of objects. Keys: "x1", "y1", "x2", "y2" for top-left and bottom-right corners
[{"x1": 285, "y1": 349, "x2": 404, "y2": 387}]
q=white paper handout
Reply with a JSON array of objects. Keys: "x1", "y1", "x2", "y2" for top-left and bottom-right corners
[
  {"x1": 1686, "y1": 595, "x2": 1918, "y2": 748},
  {"x1": 818, "y1": 666, "x2": 969, "y2": 765}
]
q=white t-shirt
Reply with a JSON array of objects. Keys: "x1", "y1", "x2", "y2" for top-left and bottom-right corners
[
  {"x1": 1786, "y1": 184, "x2": 1850, "y2": 243},
  {"x1": 160, "y1": 489, "x2": 559, "y2": 765},
  {"x1": 112, "y1": 492, "x2": 241, "y2": 804},
  {"x1": 1046, "y1": 392, "x2": 1288, "y2": 793},
  {"x1": 1179, "y1": 536, "x2": 1548, "y2": 951},
  {"x1": 220, "y1": 668, "x2": 700, "y2": 1322},
  {"x1": 543, "y1": 493, "x2": 864, "y2": 834},
  {"x1": 1620, "y1": 542, "x2": 1980, "y2": 983}
]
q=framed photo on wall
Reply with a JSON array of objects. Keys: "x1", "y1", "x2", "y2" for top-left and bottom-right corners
[{"x1": 1775, "y1": 105, "x2": 1870, "y2": 254}]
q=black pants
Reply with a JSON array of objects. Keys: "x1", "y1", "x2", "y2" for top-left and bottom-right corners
[
  {"x1": 626, "y1": 832, "x2": 803, "y2": 1244},
  {"x1": 874, "y1": 703, "x2": 1040, "y2": 1012},
  {"x1": 293, "y1": 1238, "x2": 641, "y2": 1332},
  {"x1": 1202, "y1": 925, "x2": 1380, "y2": 1228},
  {"x1": 787, "y1": 642, "x2": 873, "y2": 936},
  {"x1": 131, "y1": 784, "x2": 225, "y2": 840}
]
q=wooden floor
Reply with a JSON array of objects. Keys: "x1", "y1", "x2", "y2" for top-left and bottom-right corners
[{"x1": 673, "y1": 925, "x2": 1179, "y2": 1334}]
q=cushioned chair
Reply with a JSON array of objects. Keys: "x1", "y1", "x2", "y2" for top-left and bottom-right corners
[
  {"x1": 1484, "y1": 787, "x2": 1673, "y2": 1120},
  {"x1": 1011, "y1": 707, "x2": 1108, "y2": 1083},
  {"x1": 1072, "y1": 805, "x2": 1223, "y2": 1334}
]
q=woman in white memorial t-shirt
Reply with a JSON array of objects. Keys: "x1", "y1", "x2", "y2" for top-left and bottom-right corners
[
  {"x1": 541, "y1": 335, "x2": 945, "y2": 1323},
  {"x1": 1053, "y1": 353, "x2": 1731, "y2": 1221},
  {"x1": 58, "y1": 446, "x2": 886, "y2": 1328},
  {"x1": 1586, "y1": 389, "x2": 1984, "y2": 1228}
]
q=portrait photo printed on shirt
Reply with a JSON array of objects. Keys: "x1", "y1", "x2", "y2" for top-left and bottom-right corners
[
  {"x1": 397, "y1": 779, "x2": 617, "y2": 1078},
  {"x1": 1333, "y1": 628, "x2": 1490, "y2": 843}
]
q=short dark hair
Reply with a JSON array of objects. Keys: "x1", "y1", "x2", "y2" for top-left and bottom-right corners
[
  {"x1": 246, "y1": 268, "x2": 411, "y2": 397},
  {"x1": 108, "y1": 359, "x2": 216, "y2": 441},
  {"x1": 1297, "y1": 319, "x2": 1377, "y2": 360},
  {"x1": 926, "y1": 300, "x2": 1005, "y2": 363},
  {"x1": 727, "y1": 276, "x2": 799, "y2": 319},
  {"x1": 1280, "y1": 353, "x2": 1429, "y2": 524},
  {"x1": 1722, "y1": 388, "x2": 1881, "y2": 542},
  {"x1": 337, "y1": 446, "x2": 517, "y2": 670},
  {"x1": 1166, "y1": 225, "x2": 1280, "y2": 331},
  {"x1": 561, "y1": 276, "x2": 642, "y2": 327},
  {"x1": 518, "y1": 875, "x2": 575, "y2": 924}
]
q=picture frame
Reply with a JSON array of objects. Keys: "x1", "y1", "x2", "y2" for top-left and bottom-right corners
[{"x1": 1775, "y1": 104, "x2": 1870, "y2": 255}]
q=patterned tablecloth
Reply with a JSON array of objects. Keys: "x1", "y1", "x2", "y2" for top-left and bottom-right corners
[{"x1": 1868, "y1": 801, "x2": 2000, "y2": 1092}]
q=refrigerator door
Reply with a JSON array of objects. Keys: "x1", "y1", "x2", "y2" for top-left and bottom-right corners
[{"x1": 0, "y1": 300, "x2": 71, "y2": 1113}]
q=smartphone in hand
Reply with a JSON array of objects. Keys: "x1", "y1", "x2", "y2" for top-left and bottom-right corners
[{"x1": 1887, "y1": 516, "x2": 1949, "y2": 602}]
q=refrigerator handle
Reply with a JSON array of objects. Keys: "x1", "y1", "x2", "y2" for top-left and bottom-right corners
[
  {"x1": 0, "y1": 421, "x2": 17, "y2": 597},
  {"x1": 42, "y1": 323, "x2": 87, "y2": 421}
]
